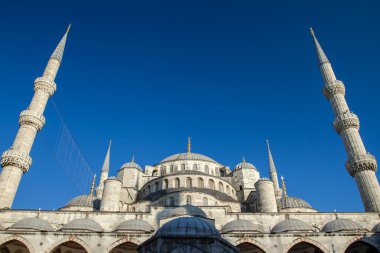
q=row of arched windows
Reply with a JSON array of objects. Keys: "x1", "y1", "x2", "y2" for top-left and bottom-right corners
[{"x1": 154, "y1": 164, "x2": 223, "y2": 176}]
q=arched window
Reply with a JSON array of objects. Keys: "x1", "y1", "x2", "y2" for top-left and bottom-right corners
[
  {"x1": 154, "y1": 182, "x2": 159, "y2": 191},
  {"x1": 289, "y1": 242, "x2": 325, "y2": 253},
  {"x1": 160, "y1": 167, "x2": 166, "y2": 176},
  {"x1": 132, "y1": 207, "x2": 136, "y2": 212},
  {"x1": 226, "y1": 185, "x2": 230, "y2": 195},
  {"x1": 186, "y1": 177, "x2": 192, "y2": 188},
  {"x1": 209, "y1": 179, "x2": 215, "y2": 190},
  {"x1": 227, "y1": 205, "x2": 232, "y2": 212},
  {"x1": 170, "y1": 165, "x2": 174, "y2": 173},
  {"x1": 152, "y1": 170, "x2": 158, "y2": 176},
  {"x1": 181, "y1": 164, "x2": 186, "y2": 171},
  {"x1": 174, "y1": 178, "x2": 180, "y2": 188},
  {"x1": 198, "y1": 178, "x2": 204, "y2": 188},
  {"x1": 218, "y1": 182, "x2": 224, "y2": 193},
  {"x1": 164, "y1": 179, "x2": 169, "y2": 189},
  {"x1": 204, "y1": 165, "x2": 209, "y2": 174},
  {"x1": 236, "y1": 243, "x2": 265, "y2": 253},
  {"x1": 215, "y1": 168, "x2": 219, "y2": 176},
  {"x1": 239, "y1": 185, "x2": 243, "y2": 191},
  {"x1": 202, "y1": 197, "x2": 208, "y2": 206},
  {"x1": 186, "y1": 195, "x2": 192, "y2": 205},
  {"x1": 231, "y1": 189, "x2": 235, "y2": 196},
  {"x1": 193, "y1": 164, "x2": 198, "y2": 170}
]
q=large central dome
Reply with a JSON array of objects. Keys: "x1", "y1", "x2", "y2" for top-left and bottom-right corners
[{"x1": 160, "y1": 152, "x2": 217, "y2": 164}]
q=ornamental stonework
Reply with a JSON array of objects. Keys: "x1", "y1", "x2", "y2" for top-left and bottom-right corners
[
  {"x1": 333, "y1": 112, "x2": 359, "y2": 134},
  {"x1": 345, "y1": 153, "x2": 377, "y2": 177},
  {"x1": 0, "y1": 149, "x2": 32, "y2": 173},
  {"x1": 323, "y1": 80, "x2": 345, "y2": 100},
  {"x1": 33, "y1": 76, "x2": 57, "y2": 96},
  {"x1": 19, "y1": 109, "x2": 45, "y2": 131}
]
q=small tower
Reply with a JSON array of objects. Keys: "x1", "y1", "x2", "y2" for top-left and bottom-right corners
[
  {"x1": 310, "y1": 28, "x2": 380, "y2": 212},
  {"x1": 266, "y1": 140, "x2": 282, "y2": 199},
  {"x1": 96, "y1": 140, "x2": 112, "y2": 198},
  {"x1": 0, "y1": 26, "x2": 71, "y2": 209}
]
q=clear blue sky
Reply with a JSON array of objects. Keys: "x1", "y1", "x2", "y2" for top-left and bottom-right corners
[{"x1": 0, "y1": 0, "x2": 379, "y2": 212}]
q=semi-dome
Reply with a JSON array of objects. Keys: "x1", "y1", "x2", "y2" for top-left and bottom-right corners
[
  {"x1": 160, "y1": 153, "x2": 217, "y2": 164},
  {"x1": 234, "y1": 161, "x2": 256, "y2": 171},
  {"x1": 279, "y1": 196, "x2": 313, "y2": 209},
  {"x1": 271, "y1": 219, "x2": 314, "y2": 233},
  {"x1": 156, "y1": 217, "x2": 220, "y2": 237},
  {"x1": 114, "y1": 219, "x2": 154, "y2": 232},
  {"x1": 63, "y1": 194, "x2": 100, "y2": 209},
  {"x1": 372, "y1": 223, "x2": 380, "y2": 233},
  {"x1": 9, "y1": 217, "x2": 53, "y2": 231},
  {"x1": 322, "y1": 219, "x2": 363, "y2": 233},
  {"x1": 121, "y1": 161, "x2": 142, "y2": 171},
  {"x1": 62, "y1": 218, "x2": 103, "y2": 232},
  {"x1": 169, "y1": 205, "x2": 207, "y2": 218},
  {"x1": 221, "y1": 219, "x2": 262, "y2": 233}
]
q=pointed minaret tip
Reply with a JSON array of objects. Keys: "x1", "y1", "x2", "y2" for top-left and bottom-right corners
[
  {"x1": 50, "y1": 25, "x2": 71, "y2": 62},
  {"x1": 66, "y1": 24, "x2": 71, "y2": 33},
  {"x1": 309, "y1": 27, "x2": 315, "y2": 36},
  {"x1": 309, "y1": 27, "x2": 330, "y2": 65},
  {"x1": 187, "y1": 137, "x2": 191, "y2": 154}
]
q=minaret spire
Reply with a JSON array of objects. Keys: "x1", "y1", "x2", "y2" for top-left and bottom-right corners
[
  {"x1": 310, "y1": 29, "x2": 380, "y2": 212},
  {"x1": 96, "y1": 140, "x2": 112, "y2": 198},
  {"x1": 266, "y1": 140, "x2": 282, "y2": 198},
  {"x1": 0, "y1": 26, "x2": 71, "y2": 209},
  {"x1": 280, "y1": 176, "x2": 287, "y2": 197},
  {"x1": 90, "y1": 174, "x2": 96, "y2": 196}
]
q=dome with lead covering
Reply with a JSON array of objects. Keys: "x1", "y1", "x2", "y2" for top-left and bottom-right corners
[
  {"x1": 114, "y1": 219, "x2": 154, "y2": 233},
  {"x1": 271, "y1": 219, "x2": 314, "y2": 233},
  {"x1": 234, "y1": 161, "x2": 256, "y2": 171},
  {"x1": 121, "y1": 161, "x2": 142, "y2": 171},
  {"x1": 9, "y1": 217, "x2": 53, "y2": 231},
  {"x1": 160, "y1": 153, "x2": 217, "y2": 164},
  {"x1": 62, "y1": 218, "x2": 103, "y2": 232},
  {"x1": 322, "y1": 219, "x2": 363, "y2": 233},
  {"x1": 63, "y1": 194, "x2": 100, "y2": 209},
  {"x1": 221, "y1": 219, "x2": 262, "y2": 233},
  {"x1": 169, "y1": 205, "x2": 207, "y2": 218},
  {"x1": 156, "y1": 217, "x2": 220, "y2": 237},
  {"x1": 279, "y1": 196, "x2": 313, "y2": 209}
]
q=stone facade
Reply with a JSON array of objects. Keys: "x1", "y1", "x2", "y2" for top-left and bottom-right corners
[{"x1": 0, "y1": 27, "x2": 380, "y2": 253}]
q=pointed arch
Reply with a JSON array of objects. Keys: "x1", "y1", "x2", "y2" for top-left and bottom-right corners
[
  {"x1": 45, "y1": 236, "x2": 92, "y2": 253},
  {"x1": 343, "y1": 236, "x2": 380, "y2": 253},
  {"x1": 233, "y1": 238, "x2": 270, "y2": 253},
  {"x1": 0, "y1": 235, "x2": 34, "y2": 253},
  {"x1": 105, "y1": 238, "x2": 141, "y2": 253},
  {"x1": 282, "y1": 238, "x2": 329, "y2": 253}
]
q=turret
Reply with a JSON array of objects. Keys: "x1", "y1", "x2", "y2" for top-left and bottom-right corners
[
  {"x1": 96, "y1": 140, "x2": 112, "y2": 198},
  {"x1": 310, "y1": 28, "x2": 380, "y2": 212},
  {"x1": 0, "y1": 25, "x2": 71, "y2": 209},
  {"x1": 100, "y1": 177, "x2": 122, "y2": 212},
  {"x1": 254, "y1": 178, "x2": 278, "y2": 212}
]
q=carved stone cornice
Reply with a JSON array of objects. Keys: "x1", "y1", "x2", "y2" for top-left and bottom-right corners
[
  {"x1": 333, "y1": 112, "x2": 359, "y2": 134},
  {"x1": 346, "y1": 153, "x2": 377, "y2": 177},
  {"x1": 19, "y1": 109, "x2": 45, "y2": 131},
  {"x1": 34, "y1": 76, "x2": 57, "y2": 96},
  {"x1": 323, "y1": 80, "x2": 345, "y2": 100},
  {"x1": 0, "y1": 149, "x2": 32, "y2": 173}
]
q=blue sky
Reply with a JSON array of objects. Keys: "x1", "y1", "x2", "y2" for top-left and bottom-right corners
[{"x1": 0, "y1": 0, "x2": 379, "y2": 211}]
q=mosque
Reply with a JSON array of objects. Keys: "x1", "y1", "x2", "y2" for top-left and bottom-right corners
[{"x1": 0, "y1": 25, "x2": 379, "y2": 253}]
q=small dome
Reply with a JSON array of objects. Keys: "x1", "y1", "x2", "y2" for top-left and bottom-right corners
[
  {"x1": 108, "y1": 176, "x2": 121, "y2": 181},
  {"x1": 234, "y1": 161, "x2": 256, "y2": 171},
  {"x1": 121, "y1": 161, "x2": 142, "y2": 171},
  {"x1": 156, "y1": 217, "x2": 220, "y2": 237},
  {"x1": 279, "y1": 196, "x2": 313, "y2": 209},
  {"x1": 9, "y1": 217, "x2": 53, "y2": 231},
  {"x1": 160, "y1": 153, "x2": 217, "y2": 164},
  {"x1": 372, "y1": 223, "x2": 380, "y2": 233},
  {"x1": 63, "y1": 194, "x2": 100, "y2": 209},
  {"x1": 114, "y1": 219, "x2": 154, "y2": 232},
  {"x1": 221, "y1": 219, "x2": 262, "y2": 233},
  {"x1": 271, "y1": 219, "x2": 314, "y2": 233},
  {"x1": 322, "y1": 219, "x2": 363, "y2": 233},
  {"x1": 62, "y1": 218, "x2": 103, "y2": 232},
  {"x1": 169, "y1": 205, "x2": 207, "y2": 218}
]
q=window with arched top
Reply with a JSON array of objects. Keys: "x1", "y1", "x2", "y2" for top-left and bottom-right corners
[
  {"x1": 202, "y1": 197, "x2": 208, "y2": 206},
  {"x1": 227, "y1": 205, "x2": 232, "y2": 212},
  {"x1": 164, "y1": 179, "x2": 169, "y2": 189},
  {"x1": 209, "y1": 179, "x2": 215, "y2": 190},
  {"x1": 232, "y1": 189, "x2": 235, "y2": 196},
  {"x1": 181, "y1": 164, "x2": 185, "y2": 171},
  {"x1": 193, "y1": 164, "x2": 198, "y2": 170},
  {"x1": 186, "y1": 177, "x2": 192, "y2": 188},
  {"x1": 160, "y1": 167, "x2": 166, "y2": 176},
  {"x1": 170, "y1": 165, "x2": 174, "y2": 173},
  {"x1": 218, "y1": 182, "x2": 224, "y2": 193},
  {"x1": 174, "y1": 178, "x2": 180, "y2": 188},
  {"x1": 152, "y1": 170, "x2": 158, "y2": 176},
  {"x1": 186, "y1": 195, "x2": 192, "y2": 205},
  {"x1": 226, "y1": 185, "x2": 230, "y2": 195},
  {"x1": 204, "y1": 165, "x2": 209, "y2": 174},
  {"x1": 198, "y1": 178, "x2": 204, "y2": 188}
]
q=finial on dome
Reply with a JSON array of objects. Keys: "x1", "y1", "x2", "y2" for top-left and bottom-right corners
[
  {"x1": 131, "y1": 155, "x2": 135, "y2": 163},
  {"x1": 90, "y1": 174, "x2": 96, "y2": 196},
  {"x1": 280, "y1": 176, "x2": 287, "y2": 197},
  {"x1": 242, "y1": 156, "x2": 246, "y2": 164},
  {"x1": 187, "y1": 137, "x2": 191, "y2": 154}
]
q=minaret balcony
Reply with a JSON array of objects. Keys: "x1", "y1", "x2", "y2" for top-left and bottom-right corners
[
  {"x1": 323, "y1": 80, "x2": 345, "y2": 100},
  {"x1": 333, "y1": 112, "x2": 359, "y2": 134},
  {"x1": 34, "y1": 76, "x2": 57, "y2": 96},
  {"x1": 0, "y1": 149, "x2": 32, "y2": 173},
  {"x1": 19, "y1": 109, "x2": 45, "y2": 131},
  {"x1": 345, "y1": 153, "x2": 377, "y2": 177}
]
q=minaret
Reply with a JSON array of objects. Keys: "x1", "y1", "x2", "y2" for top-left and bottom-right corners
[
  {"x1": 266, "y1": 140, "x2": 282, "y2": 199},
  {"x1": 90, "y1": 174, "x2": 96, "y2": 196},
  {"x1": 96, "y1": 140, "x2": 112, "y2": 198},
  {"x1": 310, "y1": 28, "x2": 380, "y2": 212},
  {"x1": 0, "y1": 25, "x2": 71, "y2": 209}
]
